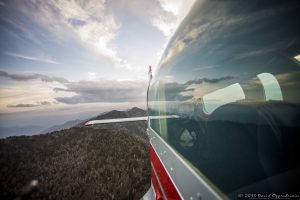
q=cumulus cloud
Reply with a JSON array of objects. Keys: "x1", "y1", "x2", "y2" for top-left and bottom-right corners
[{"x1": 0, "y1": 70, "x2": 69, "y2": 83}]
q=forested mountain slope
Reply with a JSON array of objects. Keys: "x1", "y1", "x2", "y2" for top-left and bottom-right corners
[{"x1": 0, "y1": 126, "x2": 150, "y2": 200}]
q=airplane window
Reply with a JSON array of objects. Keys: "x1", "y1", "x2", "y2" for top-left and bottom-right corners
[
  {"x1": 148, "y1": 0, "x2": 300, "y2": 197},
  {"x1": 202, "y1": 83, "x2": 245, "y2": 114},
  {"x1": 257, "y1": 73, "x2": 283, "y2": 101}
]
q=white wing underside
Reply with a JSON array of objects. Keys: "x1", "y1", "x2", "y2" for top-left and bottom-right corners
[{"x1": 85, "y1": 115, "x2": 179, "y2": 126}]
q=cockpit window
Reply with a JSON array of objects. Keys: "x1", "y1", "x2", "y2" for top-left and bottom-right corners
[{"x1": 149, "y1": 0, "x2": 300, "y2": 198}]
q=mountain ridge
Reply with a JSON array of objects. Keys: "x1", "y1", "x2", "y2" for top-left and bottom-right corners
[
  {"x1": 0, "y1": 107, "x2": 147, "y2": 139},
  {"x1": 85, "y1": 107, "x2": 147, "y2": 121},
  {"x1": 40, "y1": 119, "x2": 84, "y2": 134},
  {"x1": 82, "y1": 107, "x2": 148, "y2": 143}
]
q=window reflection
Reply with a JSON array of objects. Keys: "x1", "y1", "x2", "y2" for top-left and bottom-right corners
[
  {"x1": 203, "y1": 83, "x2": 245, "y2": 114},
  {"x1": 257, "y1": 73, "x2": 283, "y2": 101},
  {"x1": 294, "y1": 54, "x2": 300, "y2": 62},
  {"x1": 149, "y1": 0, "x2": 300, "y2": 197}
]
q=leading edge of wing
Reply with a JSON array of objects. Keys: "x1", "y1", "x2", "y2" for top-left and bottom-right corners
[{"x1": 84, "y1": 115, "x2": 179, "y2": 126}]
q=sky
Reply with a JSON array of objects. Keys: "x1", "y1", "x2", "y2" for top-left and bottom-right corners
[{"x1": 0, "y1": 0, "x2": 195, "y2": 128}]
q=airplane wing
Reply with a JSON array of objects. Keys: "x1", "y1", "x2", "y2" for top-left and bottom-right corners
[
  {"x1": 85, "y1": 117, "x2": 148, "y2": 126},
  {"x1": 84, "y1": 115, "x2": 179, "y2": 126}
]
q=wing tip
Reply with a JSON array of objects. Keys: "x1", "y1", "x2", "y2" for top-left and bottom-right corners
[{"x1": 84, "y1": 121, "x2": 92, "y2": 127}]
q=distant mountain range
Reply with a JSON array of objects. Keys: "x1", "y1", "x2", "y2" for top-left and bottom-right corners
[
  {"x1": 39, "y1": 119, "x2": 84, "y2": 134},
  {"x1": 0, "y1": 125, "x2": 44, "y2": 139},
  {"x1": 0, "y1": 107, "x2": 147, "y2": 139},
  {"x1": 87, "y1": 107, "x2": 147, "y2": 121}
]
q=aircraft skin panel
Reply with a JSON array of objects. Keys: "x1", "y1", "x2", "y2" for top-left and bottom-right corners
[
  {"x1": 149, "y1": 127, "x2": 224, "y2": 200},
  {"x1": 151, "y1": 144, "x2": 182, "y2": 200}
]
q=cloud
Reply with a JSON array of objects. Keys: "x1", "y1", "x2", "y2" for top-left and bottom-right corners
[
  {"x1": 3, "y1": 52, "x2": 60, "y2": 64},
  {"x1": 158, "y1": 20, "x2": 212, "y2": 67},
  {"x1": 151, "y1": 11, "x2": 177, "y2": 37},
  {"x1": 7, "y1": 104, "x2": 38, "y2": 108},
  {"x1": 0, "y1": 70, "x2": 69, "y2": 83},
  {"x1": 159, "y1": 0, "x2": 300, "y2": 70},
  {"x1": 9, "y1": 0, "x2": 126, "y2": 68},
  {"x1": 7, "y1": 101, "x2": 53, "y2": 108},
  {"x1": 150, "y1": 0, "x2": 196, "y2": 37},
  {"x1": 186, "y1": 76, "x2": 236, "y2": 85},
  {"x1": 53, "y1": 75, "x2": 235, "y2": 104},
  {"x1": 162, "y1": 82, "x2": 191, "y2": 101},
  {"x1": 151, "y1": 75, "x2": 236, "y2": 101},
  {"x1": 54, "y1": 79, "x2": 148, "y2": 104},
  {"x1": 116, "y1": 0, "x2": 194, "y2": 39},
  {"x1": 2, "y1": 0, "x2": 195, "y2": 73},
  {"x1": 40, "y1": 101, "x2": 52, "y2": 105},
  {"x1": 0, "y1": 70, "x2": 147, "y2": 105},
  {"x1": 159, "y1": 38, "x2": 186, "y2": 66}
]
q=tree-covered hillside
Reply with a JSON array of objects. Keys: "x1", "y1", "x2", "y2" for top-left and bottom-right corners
[{"x1": 0, "y1": 126, "x2": 150, "y2": 200}]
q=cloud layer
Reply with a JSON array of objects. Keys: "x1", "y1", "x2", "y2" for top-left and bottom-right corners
[
  {"x1": 0, "y1": 70, "x2": 69, "y2": 83},
  {"x1": 7, "y1": 101, "x2": 52, "y2": 108},
  {"x1": 0, "y1": 70, "x2": 147, "y2": 105},
  {"x1": 7, "y1": 103, "x2": 38, "y2": 108},
  {"x1": 0, "y1": 0, "x2": 197, "y2": 111},
  {"x1": 54, "y1": 80, "x2": 147, "y2": 104}
]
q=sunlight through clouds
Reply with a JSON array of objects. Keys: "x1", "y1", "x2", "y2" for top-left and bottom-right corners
[
  {"x1": 151, "y1": 0, "x2": 196, "y2": 37},
  {"x1": 11, "y1": 0, "x2": 125, "y2": 69},
  {"x1": 0, "y1": 83, "x2": 68, "y2": 113},
  {"x1": 0, "y1": 0, "x2": 195, "y2": 127},
  {"x1": 49, "y1": 0, "x2": 124, "y2": 68}
]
